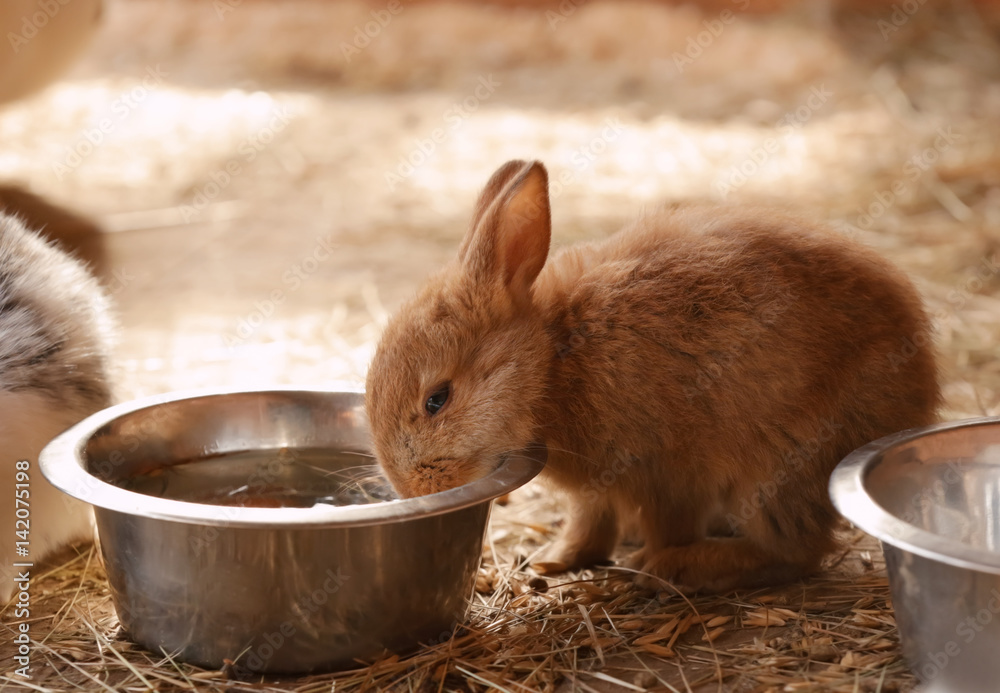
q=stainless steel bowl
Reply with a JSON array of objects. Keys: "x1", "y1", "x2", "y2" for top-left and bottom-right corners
[
  {"x1": 39, "y1": 388, "x2": 545, "y2": 674},
  {"x1": 830, "y1": 416, "x2": 1000, "y2": 693}
]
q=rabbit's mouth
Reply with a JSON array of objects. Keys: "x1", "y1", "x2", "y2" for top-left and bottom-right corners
[
  {"x1": 401, "y1": 456, "x2": 485, "y2": 497},
  {"x1": 397, "y1": 444, "x2": 547, "y2": 498}
]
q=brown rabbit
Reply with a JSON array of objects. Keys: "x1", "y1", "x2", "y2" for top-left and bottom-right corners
[{"x1": 365, "y1": 160, "x2": 940, "y2": 593}]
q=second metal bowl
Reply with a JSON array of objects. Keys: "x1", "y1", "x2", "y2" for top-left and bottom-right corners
[{"x1": 831, "y1": 416, "x2": 1000, "y2": 693}]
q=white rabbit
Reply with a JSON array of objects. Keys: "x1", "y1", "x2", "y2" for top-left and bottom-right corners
[{"x1": 1, "y1": 213, "x2": 113, "y2": 603}]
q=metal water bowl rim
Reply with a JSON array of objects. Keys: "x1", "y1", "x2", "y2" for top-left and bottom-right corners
[
  {"x1": 39, "y1": 386, "x2": 546, "y2": 529},
  {"x1": 830, "y1": 416, "x2": 1000, "y2": 575}
]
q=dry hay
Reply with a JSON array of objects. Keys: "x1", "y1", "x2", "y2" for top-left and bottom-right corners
[
  {"x1": 1, "y1": 0, "x2": 1000, "y2": 691},
  {"x1": 3, "y1": 514, "x2": 908, "y2": 693}
]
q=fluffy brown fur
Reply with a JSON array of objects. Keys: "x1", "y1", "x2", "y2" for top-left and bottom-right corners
[{"x1": 365, "y1": 160, "x2": 940, "y2": 592}]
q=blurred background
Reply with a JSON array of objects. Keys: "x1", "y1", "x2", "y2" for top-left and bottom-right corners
[
  {"x1": 2, "y1": 2, "x2": 999, "y2": 690},
  {"x1": 0, "y1": 0, "x2": 998, "y2": 417}
]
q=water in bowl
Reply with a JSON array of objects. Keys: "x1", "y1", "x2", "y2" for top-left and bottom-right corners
[{"x1": 116, "y1": 447, "x2": 398, "y2": 508}]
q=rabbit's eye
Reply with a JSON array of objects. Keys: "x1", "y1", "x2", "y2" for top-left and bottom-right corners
[{"x1": 425, "y1": 383, "x2": 450, "y2": 415}]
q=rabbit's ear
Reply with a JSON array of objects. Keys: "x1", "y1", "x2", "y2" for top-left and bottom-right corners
[
  {"x1": 464, "y1": 159, "x2": 529, "y2": 235},
  {"x1": 459, "y1": 160, "x2": 551, "y2": 299}
]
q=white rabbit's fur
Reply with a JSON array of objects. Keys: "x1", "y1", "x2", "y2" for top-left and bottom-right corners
[{"x1": 1, "y1": 214, "x2": 113, "y2": 603}]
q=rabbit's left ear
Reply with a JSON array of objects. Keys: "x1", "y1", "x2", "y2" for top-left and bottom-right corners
[{"x1": 458, "y1": 160, "x2": 551, "y2": 300}]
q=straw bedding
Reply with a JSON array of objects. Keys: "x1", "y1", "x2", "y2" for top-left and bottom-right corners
[{"x1": 1, "y1": 0, "x2": 999, "y2": 690}]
